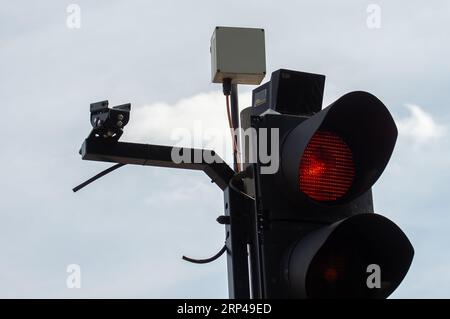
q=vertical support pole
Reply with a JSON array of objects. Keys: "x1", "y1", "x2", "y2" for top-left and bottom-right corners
[
  {"x1": 224, "y1": 187, "x2": 251, "y2": 298},
  {"x1": 225, "y1": 84, "x2": 251, "y2": 298},
  {"x1": 226, "y1": 84, "x2": 264, "y2": 299},
  {"x1": 230, "y1": 84, "x2": 240, "y2": 172}
]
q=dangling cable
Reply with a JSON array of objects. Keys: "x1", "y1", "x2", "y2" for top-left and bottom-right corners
[
  {"x1": 72, "y1": 163, "x2": 125, "y2": 192},
  {"x1": 225, "y1": 95, "x2": 241, "y2": 170},
  {"x1": 182, "y1": 232, "x2": 229, "y2": 264},
  {"x1": 182, "y1": 245, "x2": 227, "y2": 264},
  {"x1": 223, "y1": 79, "x2": 241, "y2": 172}
]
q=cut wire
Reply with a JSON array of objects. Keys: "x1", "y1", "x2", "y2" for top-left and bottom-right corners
[
  {"x1": 229, "y1": 172, "x2": 255, "y2": 201},
  {"x1": 72, "y1": 163, "x2": 125, "y2": 192},
  {"x1": 182, "y1": 232, "x2": 230, "y2": 264}
]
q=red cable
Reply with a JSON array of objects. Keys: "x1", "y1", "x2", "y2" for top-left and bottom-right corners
[{"x1": 225, "y1": 95, "x2": 241, "y2": 172}]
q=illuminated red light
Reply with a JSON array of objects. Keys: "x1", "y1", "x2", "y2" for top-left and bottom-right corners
[
  {"x1": 299, "y1": 131, "x2": 355, "y2": 202},
  {"x1": 324, "y1": 267, "x2": 338, "y2": 283}
]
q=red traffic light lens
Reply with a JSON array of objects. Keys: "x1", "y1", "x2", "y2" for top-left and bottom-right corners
[{"x1": 299, "y1": 131, "x2": 355, "y2": 202}]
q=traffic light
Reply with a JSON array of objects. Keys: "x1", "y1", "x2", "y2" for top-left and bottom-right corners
[{"x1": 239, "y1": 69, "x2": 414, "y2": 298}]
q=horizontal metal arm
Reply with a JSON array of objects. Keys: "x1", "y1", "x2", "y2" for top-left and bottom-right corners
[{"x1": 80, "y1": 138, "x2": 235, "y2": 190}]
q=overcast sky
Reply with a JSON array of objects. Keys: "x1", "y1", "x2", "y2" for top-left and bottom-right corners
[{"x1": 0, "y1": 1, "x2": 449, "y2": 298}]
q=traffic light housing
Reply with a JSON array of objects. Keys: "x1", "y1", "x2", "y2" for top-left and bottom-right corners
[
  {"x1": 240, "y1": 69, "x2": 414, "y2": 298},
  {"x1": 287, "y1": 213, "x2": 414, "y2": 298}
]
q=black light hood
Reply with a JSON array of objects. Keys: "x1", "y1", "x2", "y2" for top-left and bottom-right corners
[{"x1": 281, "y1": 91, "x2": 397, "y2": 204}]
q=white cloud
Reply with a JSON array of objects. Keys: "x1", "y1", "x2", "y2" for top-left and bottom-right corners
[
  {"x1": 122, "y1": 91, "x2": 252, "y2": 164},
  {"x1": 397, "y1": 104, "x2": 446, "y2": 143}
]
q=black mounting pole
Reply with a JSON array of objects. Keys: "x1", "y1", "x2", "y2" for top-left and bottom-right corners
[
  {"x1": 225, "y1": 83, "x2": 253, "y2": 299},
  {"x1": 224, "y1": 187, "x2": 253, "y2": 298},
  {"x1": 230, "y1": 83, "x2": 240, "y2": 172},
  {"x1": 225, "y1": 84, "x2": 263, "y2": 299}
]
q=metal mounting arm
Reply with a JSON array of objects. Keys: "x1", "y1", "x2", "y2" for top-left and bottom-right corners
[{"x1": 79, "y1": 138, "x2": 235, "y2": 191}]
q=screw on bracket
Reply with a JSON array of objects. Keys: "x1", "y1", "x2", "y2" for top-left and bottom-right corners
[{"x1": 216, "y1": 215, "x2": 231, "y2": 225}]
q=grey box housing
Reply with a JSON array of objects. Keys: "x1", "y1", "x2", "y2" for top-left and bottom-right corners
[{"x1": 211, "y1": 26, "x2": 266, "y2": 85}]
